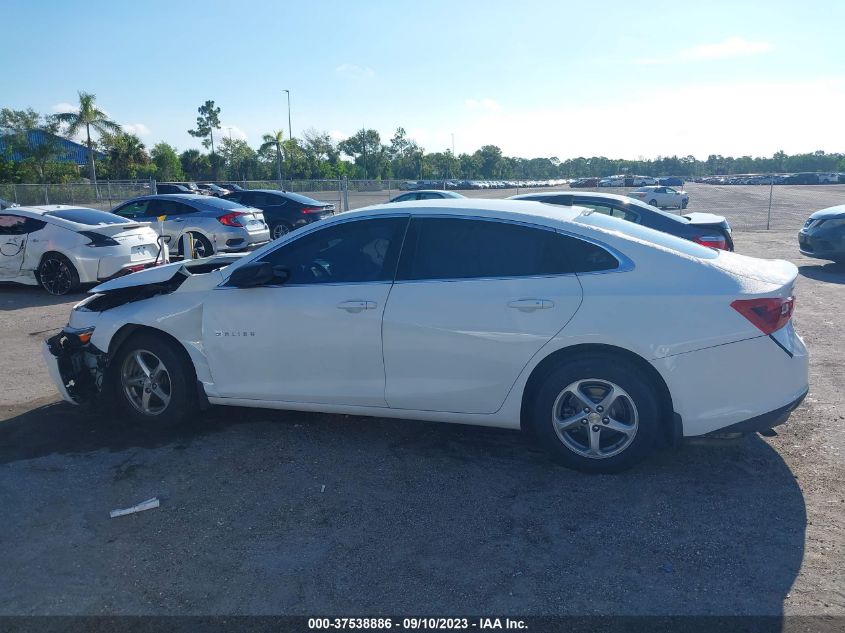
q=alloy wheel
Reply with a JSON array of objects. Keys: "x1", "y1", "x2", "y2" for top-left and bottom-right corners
[
  {"x1": 39, "y1": 258, "x2": 73, "y2": 295},
  {"x1": 120, "y1": 349, "x2": 172, "y2": 416},
  {"x1": 272, "y1": 223, "x2": 290, "y2": 240},
  {"x1": 551, "y1": 378, "x2": 639, "y2": 459}
]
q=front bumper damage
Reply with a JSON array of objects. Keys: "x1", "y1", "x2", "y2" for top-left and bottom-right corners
[{"x1": 43, "y1": 329, "x2": 109, "y2": 405}]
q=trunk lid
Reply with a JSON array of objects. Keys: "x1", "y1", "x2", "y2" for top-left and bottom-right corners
[
  {"x1": 683, "y1": 212, "x2": 729, "y2": 228},
  {"x1": 711, "y1": 250, "x2": 797, "y2": 292}
]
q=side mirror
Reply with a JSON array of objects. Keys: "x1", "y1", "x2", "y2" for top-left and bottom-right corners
[{"x1": 227, "y1": 262, "x2": 289, "y2": 288}]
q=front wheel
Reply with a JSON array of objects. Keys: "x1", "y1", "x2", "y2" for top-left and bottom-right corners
[
  {"x1": 648, "y1": 199, "x2": 658, "y2": 207},
  {"x1": 528, "y1": 355, "x2": 662, "y2": 473},
  {"x1": 681, "y1": 199, "x2": 689, "y2": 209},
  {"x1": 112, "y1": 332, "x2": 198, "y2": 426}
]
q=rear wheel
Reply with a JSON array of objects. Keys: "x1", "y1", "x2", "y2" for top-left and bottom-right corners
[
  {"x1": 648, "y1": 199, "x2": 658, "y2": 207},
  {"x1": 38, "y1": 253, "x2": 80, "y2": 296},
  {"x1": 529, "y1": 355, "x2": 662, "y2": 473},
  {"x1": 179, "y1": 232, "x2": 213, "y2": 258},
  {"x1": 113, "y1": 332, "x2": 197, "y2": 426},
  {"x1": 270, "y1": 221, "x2": 293, "y2": 240},
  {"x1": 681, "y1": 199, "x2": 689, "y2": 209}
]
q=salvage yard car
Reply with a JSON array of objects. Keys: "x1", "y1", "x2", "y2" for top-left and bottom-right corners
[
  {"x1": 628, "y1": 185, "x2": 689, "y2": 209},
  {"x1": 1, "y1": 205, "x2": 166, "y2": 295},
  {"x1": 111, "y1": 194, "x2": 270, "y2": 258},
  {"x1": 798, "y1": 204, "x2": 845, "y2": 264},
  {"x1": 43, "y1": 199, "x2": 808, "y2": 473},
  {"x1": 509, "y1": 191, "x2": 734, "y2": 250}
]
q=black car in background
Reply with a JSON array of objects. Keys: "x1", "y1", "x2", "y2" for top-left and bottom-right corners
[
  {"x1": 218, "y1": 182, "x2": 246, "y2": 192},
  {"x1": 223, "y1": 189, "x2": 335, "y2": 239},
  {"x1": 510, "y1": 191, "x2": 735, "y2": 250},
  {"x1": 156, "y1": 183, "x2": 193, "y2": 194}
]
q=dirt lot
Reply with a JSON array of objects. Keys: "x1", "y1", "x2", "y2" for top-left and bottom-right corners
[{"x1": 0, "y1": 225, "x2": 843, "y2": 616}]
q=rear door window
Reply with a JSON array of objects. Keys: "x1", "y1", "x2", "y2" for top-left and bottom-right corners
[
  {"x1": 396, "y1": 217, "x2": 618, "y2": 281},
  {"x1": 114, "y1": 200, "x2": 151, "y2": 219},
  {"x1": 153, "y1": 200, "x2": 198, "y2": 217}
]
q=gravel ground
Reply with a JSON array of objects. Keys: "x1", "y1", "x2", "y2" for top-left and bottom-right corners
[{"x1": 0, "y1": 222, "x2": 842, "y2": 615}]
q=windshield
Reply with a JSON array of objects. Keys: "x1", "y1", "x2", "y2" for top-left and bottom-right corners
[{"x1": 44, "y1": 209, "x2": 132, "y2": 225}]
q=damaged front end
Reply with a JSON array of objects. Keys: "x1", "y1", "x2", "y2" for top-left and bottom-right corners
[{"x1": 43, "y1": 328, "x2": 109, "y2": 405}]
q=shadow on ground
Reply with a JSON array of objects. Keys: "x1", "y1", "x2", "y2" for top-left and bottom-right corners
[
  {"x1": 0, "y1": 284, "x2": 85, "y2": 311},
  {"x1": 799, "y1": 262, "x2": 845, "y2": 284},
  {"x1": 0, "y1": 401, "x2": 806, "y2": 617}
]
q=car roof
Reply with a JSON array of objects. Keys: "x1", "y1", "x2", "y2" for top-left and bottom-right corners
[{"x1": 7, "y1": 204, "x2": 92, "y2": 215}]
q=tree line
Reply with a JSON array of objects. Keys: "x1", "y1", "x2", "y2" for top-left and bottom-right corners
[{"x1": 2, "y1": 94, "x2": 844, "y2": 185}]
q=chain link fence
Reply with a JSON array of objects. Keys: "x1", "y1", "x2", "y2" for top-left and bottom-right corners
[{"x1": 2, "y1": 176, "x2": 842, "y2": 231}]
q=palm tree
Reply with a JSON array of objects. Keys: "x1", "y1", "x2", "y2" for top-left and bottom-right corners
[
  {"x1": 260, "y1": 130, "x2": 285, "y2": 184},
  {"x1": 54, "y1": 91, "x2": 121, "y2": 184}
]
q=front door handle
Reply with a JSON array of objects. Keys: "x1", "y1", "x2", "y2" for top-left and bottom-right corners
[
  {"x1": 337, "y1": 300, "x2": 377, "y2": 313},
  {"x1": 508, "y1": 299, "x2": 554, "y2": 312}
]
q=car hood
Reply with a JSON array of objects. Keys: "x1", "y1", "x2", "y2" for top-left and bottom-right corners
[
  {"x1": 809, "y1": 204, "x2": 845, "y2": 220},
  {"x1": 90, "y1": 254, "x2": 246, "y2": 293}
]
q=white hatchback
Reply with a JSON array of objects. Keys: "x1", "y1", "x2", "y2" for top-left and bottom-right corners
[
  {"x1": 1, "y1": 205, "x2": 166, "y2": 295},
  {"x1": 43, "y1": 200, "x2": 808, "y2": 472}
]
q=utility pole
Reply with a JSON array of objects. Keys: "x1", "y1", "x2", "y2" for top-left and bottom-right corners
[{"x1": 283, "y1": 90, "x2": 292, "y2": 141}]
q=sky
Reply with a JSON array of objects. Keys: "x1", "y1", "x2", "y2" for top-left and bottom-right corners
[{"x1": 3, "y1": 0, "x2": 845, "y2": 161}]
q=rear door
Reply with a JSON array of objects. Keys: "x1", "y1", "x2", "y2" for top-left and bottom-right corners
[{"x1": 382, "y1": 216, "x2": 585, "y2": 414}]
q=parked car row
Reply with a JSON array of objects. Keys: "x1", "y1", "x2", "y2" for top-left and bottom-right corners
[
  {"x1": 696, "y1": 173, "x2": 844, "y2": 185},
  {"x1": 399, "y1": 179, "x2": 569, "y2": 191},
  {"x1": 572, "y1": 176, "x2": 685, "y2": 188},
  {"x1": 156, "y1": 182, "x2": 248, "y2": 197}
]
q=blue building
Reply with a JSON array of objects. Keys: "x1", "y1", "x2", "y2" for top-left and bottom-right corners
[{"x1": 0, "y1": 129, "x2": 105, "y2": 166}]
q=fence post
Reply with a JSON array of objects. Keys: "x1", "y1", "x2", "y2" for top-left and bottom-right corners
[
  {"x1": 342, "y1": 176, "x2": 349, "y2": 211},
  {"x1": 107, "y1": 180, "x2": 113, "y2": 208},
  {"x1": 13, "y1": 184, "x2": 18, "y2": 204},
  {"x1": 44, "y1": 185, "x2": 49, "y2": 205},
  {"x1": 766, "y1": 175, "x2": 774, "y2": 230},
  {"x1": 151, "y1": 178, "x2": 157, "y2": 195}
]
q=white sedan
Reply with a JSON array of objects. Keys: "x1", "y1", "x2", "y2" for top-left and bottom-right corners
[
  {"x1": 0, "y1": 205, "x2": 166, "y2": 295},
  {"x1": 628, "y1": 186, "x2": 689, "y2": 209},
  {"x1": 43, "y1": 199, "x2": 808, "y2": 472}
]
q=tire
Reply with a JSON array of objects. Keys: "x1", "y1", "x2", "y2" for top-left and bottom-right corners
[
  {"x1": 270, "y1": 221, "x2": 293, "y2": 240},
  {"x1": 180, "y1": 232, "x2": 214, "y2": 258},
  {"x1": 112, "y1": 332, "x2": 198, "y2": 426},
  {"x1": 681, "y1": 199, "x2": 689, "y2": 209},
  {"x1": 648, "y1": 199, "x2": 658, "y2": 207},
  {"x1": 38, "y1": 253, "x2": 80, "y2": 296},
  {"x1": 528, "y1": 354, "x2": 662, "y2": 473}
]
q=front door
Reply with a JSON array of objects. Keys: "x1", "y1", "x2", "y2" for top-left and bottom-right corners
[{"x1": 203, "y1": 215, "x2": 408, "y2": 405}]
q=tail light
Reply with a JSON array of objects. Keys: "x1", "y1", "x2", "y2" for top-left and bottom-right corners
[
  {"x1": 217, "y1": 211, "x2": 246, "y2": 227},
  {"x1": 693, "y1": 234, "x2": 728, "y2": 250},
  {"x1": 731, "y1": 296, "x2": 794, "y2": 335},
  {"x1": 80, "y1": 231, "x2": 120, "y2": 247},
  {"x1": 300, "y1": 206, "x2": 325, "y2": 215}
]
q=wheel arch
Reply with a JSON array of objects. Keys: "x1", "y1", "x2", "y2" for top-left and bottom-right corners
[
  {"x1": 108, "y1": 324, "x2": 197, "y2": 379},
  {"x1": 519, "y1": 343, "x2": 679, "y2": 444}
]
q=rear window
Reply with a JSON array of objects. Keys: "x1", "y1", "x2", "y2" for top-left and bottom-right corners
[
  {"x1": 44, "y1": 209, "x2": 131, "y2": 225},
  {"x1": 195, "y1": 197, "x2": 248, "y2": 210},
  {"x1": 575, "y1": 211, "x2": 718, "y2": 259},
  {"x1": 278, "y1": 191, "x2": 327, "y2": 206}
]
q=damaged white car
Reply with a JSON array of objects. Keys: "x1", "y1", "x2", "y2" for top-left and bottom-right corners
[
  {"x1": 1, "y1": 205, "x2": 167, "y2": 295},
  {"x1": 43, "y1": 200, "x2": 808, "y2": 472}
]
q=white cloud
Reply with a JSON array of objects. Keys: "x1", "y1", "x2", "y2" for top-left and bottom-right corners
[
  {"x1": 329, "y1": 129, "x2": 347, "y2": 141},
  {"x1": 452, "y1": 76, "x2": 845, "y2": 160},
  {"x1": 464, "y1": 98, "x2": 501, "y2": 112},
  {"x1": 122, "y1": 122, "x2": 150, "y2": 136},
  {"x1": 335, "y1": 63, "x2": 375, "y2": 79},
  {"x1": 219, "y1": 124, "x2": 248, "y2": 142},
  {"x1": 51, "y1": 102, "x2": 78, "y2": 114},
  {"x1": 636, "y1": 37, "x2": 774, "y2": 65}
]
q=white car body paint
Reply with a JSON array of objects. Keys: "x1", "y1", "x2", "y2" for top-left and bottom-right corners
[
  {"x1": 0, "y1": 205, "x2": 166, "y2": 287},
  {"x1": 49, "y1": 199, "x2": 808, "y2": 438}
]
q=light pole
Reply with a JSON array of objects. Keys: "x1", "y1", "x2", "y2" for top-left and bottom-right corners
[{"x1": 283, "y1": 90, "x2": 292, "y2": 141}]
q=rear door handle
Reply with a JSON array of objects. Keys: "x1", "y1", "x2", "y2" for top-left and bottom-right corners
[
  {"x1": 337, "y1": 300, "x2": 377, "y2": 313},
  {"x1": 508, "y1": 299, "x2": 554, "y2": 312}
]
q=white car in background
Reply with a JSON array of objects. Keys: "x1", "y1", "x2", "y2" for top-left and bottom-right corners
[
  {"x1": 598, "y1": 176, "x2": 625, "y2": 187},
  {"x1": 628, "y1": 185, "x2": 690, "y2": 209},
  {"x1": 44, "y1": 200, "x2": 807, "y2": 473},
  {"x1": 631, "y1": 176, "x2": 658, "y2": 186},
  {"x1": 0, "y1": 205, "x2": 166, "y2": 295}
]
